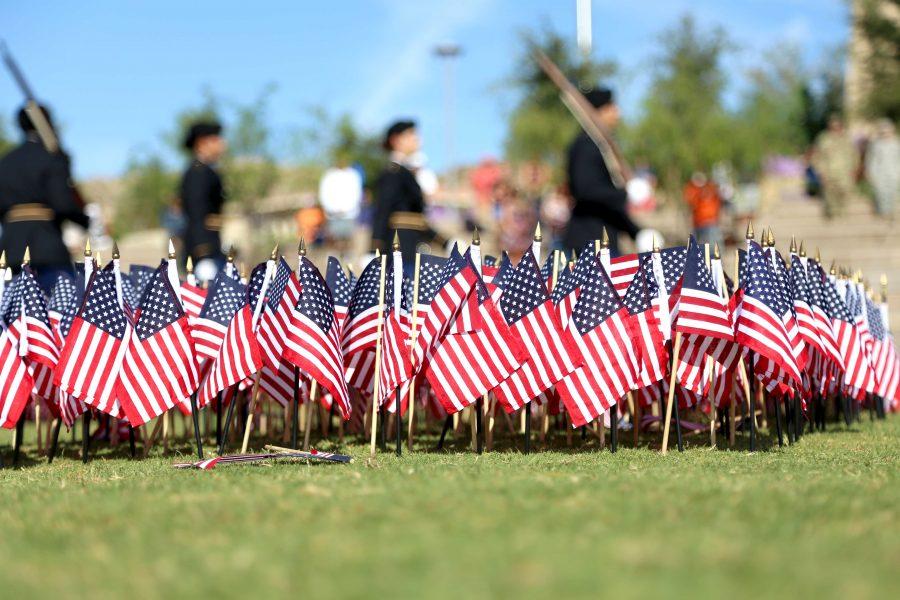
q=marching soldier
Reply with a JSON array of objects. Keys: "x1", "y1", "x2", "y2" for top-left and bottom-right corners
[
  {"x1": 0, "y1": 104, "x2": 88, "y2": 290},
  {"x1": 812, "y1": 115, "x2": 858, "y2": 219},
  {"x1": 180, "y1": 120, "x2": 227, "y2": 279},
  {"x1": 371, "y1": 119, "x2": 443, "y2": 264},
  {"x1": 563, "y1": 87, "x2": 640, "y2": 256}
]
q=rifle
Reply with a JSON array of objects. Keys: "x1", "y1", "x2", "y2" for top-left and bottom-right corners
[
  {"x1": 2, "y1": 40, "x2": 87, "y2": 209},
  {"x1": 531, "y1": 45, "x2": 632, "y2": 188}
]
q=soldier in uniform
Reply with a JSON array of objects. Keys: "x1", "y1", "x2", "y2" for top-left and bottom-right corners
[
  {"x1": 563, "y1": 87, "x2": 639, "y2": 256},
  {"x1": 180, "y1": 121, "x2": 227, "y2": 280},
  {"x1": 812, "y1": 115, "x2": 858, "y2": 219},
  {"x1": 371, "y1": 120, "x2": 443, "y2": 264},
  {"x1": 0, "y1": 104, "x2": 88, "y2": 290}
]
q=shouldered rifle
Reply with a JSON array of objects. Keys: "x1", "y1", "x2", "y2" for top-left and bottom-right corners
[{"x1": 2, "y1": 40, "x2": 60, "y2": 153}]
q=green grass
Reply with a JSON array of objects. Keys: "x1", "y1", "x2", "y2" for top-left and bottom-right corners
[{"x1": 0, "y1": 416, "x2": 898, "y2": 600}]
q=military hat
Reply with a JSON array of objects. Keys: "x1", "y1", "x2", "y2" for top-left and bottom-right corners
[
  {"x1": 584, "y1": 87, "x2": 614, "y2": 108},
  {"x1": 184, "y1": 121, "x2": 223, "y2": 150},
  {"x1": 17, "y1": 103, "x2": 54, "y2": 133}
]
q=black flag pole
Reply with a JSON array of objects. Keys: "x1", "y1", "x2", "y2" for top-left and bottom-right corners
[
  {"x1": 47, "y1": 418, "x2": 62, "y2": 464},
  {"x1": 395, "y1": 388, "x2": 402, "y2": 456},
  {"x1": 81, "y1": 410, "x2": 92, "y2": 464},
  {"x1": 219, "y1": 384, "x2": 239, "y2": 455},
  {"x1": 291, "y1": 366, "x2": 300, "y2": 449},
  {"x1": 524, "y1": 405, "x2": 532, "y2": 454},
  {"x1": 189, "y1": 392, "x2": 203, "y2": 460},
  {"x1": 128, "y1": 425, "x2": 136, "y2": 459},
  {"x1": 13, "y1": 412, "x2": 25, "y2": 467},
  {"x1": 215, "y1": 390, "x2": 223, "y2": 448},
  {"x1": 437, "y1": 415, "x2": 453, "y2": 450},
  {"x1": 774, "y1": 396, "x2": 784, "y2": 447},
  {"x1": 610, "y1": 402, "x2": 618, "y2": 453},
  {"x1": 475, "y1": 396, "x2": 483, "y2": 455}
]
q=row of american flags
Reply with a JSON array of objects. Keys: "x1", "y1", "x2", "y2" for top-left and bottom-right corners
[{"x1": 0, "y1": 226, "x2": 897, "y2": 456}]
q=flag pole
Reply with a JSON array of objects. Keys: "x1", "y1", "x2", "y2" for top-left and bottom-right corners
[
  {"x1": 406, "y1": 252, "x2": 422, "y2": 451},
  {"x1": 471, "y1": 228, "x2": 484, "y2": 454},
  {"x1": 291, "y1": 366, "x2": 300, "y2": 449},
  {"x1": 304, "y1": 381, "x2": 319, "y2": 450},
  {"x1": 391, "y1": 231, "x2": 404, "y2": 457},
  {"x1": 661, "y1": 332, "x2": 683, "y2": 455},
  {"x1": 218, "y1": 385, "x2": 239, "y2": 455},
  {"x1": 369, "y1": 253, "x2": 389, "y2": 457},
  {"x1": 704, "y1": 242, "x2": 718, "y2": 448},
  {"x1": 730, "y1": 248, "x2": 739, "y2": 446},
  {"x1": 523, "y1": 224, "x2": 542, "y2": 455}
]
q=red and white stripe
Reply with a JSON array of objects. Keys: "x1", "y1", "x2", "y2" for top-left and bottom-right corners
[
  {"x1": 199, "y1": 305, "x2": 263, "y2": 406},
  {"x1": 284, "y1": 308, "x2": 351, "y2": 419},
  {"x1": 0, "y1": 327, "x2": 33, "y2": 429},
  {"x1": 180, "y1": 283, "x2": 207, "y2": 321}
]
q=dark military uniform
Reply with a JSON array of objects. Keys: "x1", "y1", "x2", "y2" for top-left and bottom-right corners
[
  {"x1": 371, "y1": 160, "x2": 441, "y2": 262},
  {"x1": 180, "y1": 159, "x2": 225, "y2": 263},
  {"x1": 0, "y1": 135, "x2": 88, "y2": 279},
  {"x1": 564, "y1": 132, "x2": 639, "y2": 256}
]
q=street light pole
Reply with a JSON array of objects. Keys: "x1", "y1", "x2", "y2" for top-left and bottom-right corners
[{"x1": 433, "y1": 43, "x2": 462, "y2": 190}]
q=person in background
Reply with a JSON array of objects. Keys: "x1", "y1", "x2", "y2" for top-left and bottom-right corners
[
  {"x1": 812, "y1": 115, "x2": 858, "y2": 219},
  {"x1": 683, "y1": 170, "x2": 723, "y2": 248},
  {"x1": 180, "y1": 121, "x2": 227, "y2": 280},
  {"x1": 497, "y1": 182, "x2": 538, "y2": 264},
  {"x1": 319, "y1": 153, "x2": 363, "y2": 250},
  {"x1": 0, "y1": 104, "x2": 88, "y2": 291},
  {"x1": 371, "y1": 119, "x2": 443, "y2": 263},
  {"x1": 564, "y1": 86, "x2": 640, "y2": 256},
  {"x1": 865, "y1": 119, "x2": 899, "y2": 218}
]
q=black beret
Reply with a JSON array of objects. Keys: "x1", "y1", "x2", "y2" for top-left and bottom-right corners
[
  {"x1": 184, "y1": 121, "x2": 223, "y2": 149},
  {"x1": 17, "y1": 104, "x2": 54, "y2": 133},
  {"x1": 584, "y1": 87, "x2": 614, "y2": 109},
  {"x1": 383, "y1": 119, "x2": 416, "y2": 150}
]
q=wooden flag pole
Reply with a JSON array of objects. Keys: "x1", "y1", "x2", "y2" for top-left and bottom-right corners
[
  {"x1": 81, "y1": 410, "x2": 92, "y2": 464},
  {"x1": 215, "y1": 390, "x2": 223, "y2": 448},
  {"x1": 218, "y1": 385, "x2": 239, "y2": 455},
  {"x1": 35, "y1": 404, "x2": 42, "y2": 454},
  {"x1": 47, "y1": 418, "x2": 62, "y2": 464},
  {"x1": 369, "y1": 254, "x2": 389, "y2": 457},
  {"x1": 304, "y1": 380, "x2": 319, "y2": 450},
  {"x1": 240, "y1": 373, "x2": 264, "y2": 454},
  {"x1": 661, "y1": 332, "x2": 683, "y2": 455},
  {"x1": 189, "y1": 392, "x2": 203, "y2": 459},
  {"x1": 291, "y1": 366, "x2": 301, "y2": 449},
  {"x1": 737, "y1": 356, "x2": 756, "y2": 451},
  {"x1": 13, "y1": 412, "x2": 25, "y2": 467},
  {"x1": 406, "y1": 253, "x2": 422, "y2": 451}
]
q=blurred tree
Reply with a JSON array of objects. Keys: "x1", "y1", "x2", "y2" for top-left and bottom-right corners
[
  {"x1": 800, "y1": 48, "x2": 845, "y2": 144},
  {"x1": 625, "y1": 15, "x2": 734, "y2": 192},
  {"x1": 859, "y1": 0, "x2": 900, "y2": 121},
  {"x1": 112, "y1": 152, "x2": 177, "y2": 238},
  {"x1": 503, "y1": 26, "x2": 616, "y2": 172},
  {"x1": 292, "y1": 108, "x2": 384, "y2": 189},
  {"x1": 730, "y1": 45, "x2": 808, "y2": 176}
]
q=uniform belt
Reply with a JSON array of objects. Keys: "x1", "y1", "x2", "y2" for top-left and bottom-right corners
[
  {"x1": 4, "y1": 203, "x2": 55, "y2": 223},
  {"x1": 388, "y1": 211, "x2": 427, "y2": 231},
  {"x1": 204, "y1": 213, "x2": 224, "y2": 231}
]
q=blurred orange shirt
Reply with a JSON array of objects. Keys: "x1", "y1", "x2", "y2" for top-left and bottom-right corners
[{"x1": 684, "y1": 181, "x2": 721, "y2": 228}]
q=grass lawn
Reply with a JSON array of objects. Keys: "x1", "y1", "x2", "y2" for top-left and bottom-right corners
[{"x1": 0, "y1": 415, "x2": 897, "y2": 599}]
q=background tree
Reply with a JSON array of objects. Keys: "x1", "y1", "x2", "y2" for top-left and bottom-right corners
[
  {"x1": 112, "y1": 152, "x2": 177, "y2": 238},
  {"x1": 625, "y1": 15, "x2": 734, "y2": 192},
  {"x1": 503, "y1": 26, "x2": 616, "y2": 172},
  {"x1": 0, "y1": 115, "x2": 13, "y2": 155}
]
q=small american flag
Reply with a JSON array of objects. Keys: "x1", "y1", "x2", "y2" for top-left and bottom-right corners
[
  {"x1": 0, "y1": 324, "x2": 34, "y2": 428},
  {"x1": 551, "y1": 242, "x2": 597, "y2": 328},
  {"x1": 734, "y1": 241, "x2": 801, "y2": 389},
  {"x1": 623, "y1": 255, "x2": 667, "y2": 390},
  {"x1": 3, "y1": 267, "x2": 59, "y2": 371},
  {"x1": 342, "y1": 256, "x2": 384, "y2": 357},
  {"x1": 378, "y1": 258, "x2": 413, "y2": 411},
  {"x1": 48, "y1": 274, "x2": 80, "y2": 343},
  {"x1": 54, "y1": 268, "x2": 132, "y2": 416},
  {"x1": 491, "y1": 251, "x2": 581, "y2": 413},
  {"x1": 193, "y1": 273, "x2": 246, "y2": 359},
  {"x1": 556, "y1": 253, "x2": 639, "y2": 427},
  {"x1": 285, "y1": 257, "x2": 351, "y2": 418},
  {"x1": 118, "y1": 263, "x2": 200, "y2": 426},
  {"x1": 832, "y1": 280, "x2": 874, "y2": 395},
  {"x1": 325, "y1": 256, "x2": 353, "y2": 333},
  {"x1": 790, "y1": 255, "x2": 826, "y2": 361},
  {"x1": 870, "y1": 302, "x2": 899, "y2": 402},
  {"x1": 806, "y1": 261, "x2": 843, "y2": 367},
  {"x1": 256, "y1": 258, "x2": 303, "y2": 407}
]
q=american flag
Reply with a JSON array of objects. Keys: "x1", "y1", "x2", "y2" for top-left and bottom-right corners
[
  {"x1": 556, "y1": 254, "x2": 639, "y2": 427},
  {"x1": 841, "y1": 282, "x2": 875, "y2": 395},
  {"x1": 325, "y1": 256, "x2": 353, "y2": 333},
  {"x1": 768, "y1": 247, "x2": 806, "y2": 372},
  {"x1": 342, "y1": 256, "x2": 384, "y2": 357},
  {"x1": 378, "y1": 256, "x2": 413, "y2": 411},
  {"x1": 118, "y1": 263, "x2": 200, "y2": 426},
  {"x1": 422, "y1": 250, "x2": 525, "y2": 414},
  {"x1": 198, "y1": 286, "x2": 262, "y2": 406},
  {"x1": 790, "y1": 255, "x2": 826, "y2": 361},
  {"x1": 673, "y1": 238, "x2": 739, "y2": 396},
  {"x1": 551, "y1": 242, "x2": 598, "y2": 328},
  {"x1": 48, "y1": 274, "x2": 80, "y2": 343},
  {"x1": 3, "y1": 266, "x2": 60, "y2": 371},
  {"x1": 284, "y1": 256, "x2": 351, "y2": 418},
  {"x1": 609, "y1": 253, "x2": 641, "y2": 296},
  {"x1": 54, "y1": 268, "x2": 132, "y2": 416},
  {"x1": 0, "y1": 324, "x2": 34, "y2": 428},
  {"x1": 870, "y1": 301, "x2": 899, "y2": 402},
  {"x1": 491, "y1": 250, "x2": 581, "y2": 412},
  {"x1": 806, "y1": 261, "x2": 844, "y2": 367},
  {"x1": 412, "y1": 253, "x2": 448, "y2": 325},
  {"x1": 734, "y1": 241, "x2": 801, "y2": 389},
  {"x1": 255, "y1": 258, "x2": 303, "y2": 407},
  {"x1": 623, "y1": 255, "x2": 667, "y2": 390},
  {"x1": 193, "y1": 273, "x2": 246, "y2": 359},
  {"x1": 539, "y1": 251, "x2": 557, "y2": 286},
  {"x1": 487, "y1": 252, "x2": 513, "y2": 294}
]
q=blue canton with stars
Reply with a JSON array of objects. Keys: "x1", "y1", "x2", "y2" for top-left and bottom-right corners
[
  {"x1": 572, "y1": 256, "x2": 624, "y2": 335},
  {"x1": 296, "y1": 257, "x2": 335, "y2": 332},
  {"x1": 623, "y1": 255, "x2": 655, "y2": 316},
  {"x1": 815, "y1": 263, "x2": 852, "y2": 322},
  {"x1": 2, "y1": 267, "x2": 51, "y2": 327},
  {"x1": 81, "y1": 270, "x2": 128, "y2": 338},
  {"x1": 266, "y1": 258, "x2": 294, "y2": 311},
  {"x1": 415, "y1": 254, "x2": 448, "y2": 306},
  {"x1": 551, "y1": 242, "x2": 597, "y2": 304},
  {"x1": 128, "y1": 265, "x2": 156, "y2": 303},
  {"x1": 200, "y1": 272, "x2": 246, "y2": 326},
  {"x1": 247, "y1": 262, "x2": 268, "y2": 312},
  {"x1": 491, "y1": 252, "x2": 513, "y2": 291},
  {"x1": 680, "y1": 236, "x2": 718, "y2": 296},
  {"x1": 325, "y1": 257, "x2": 353, "y2": 308},
  {"x1": 347, "y1": 256, "x2": 383, "y2": 319},
  {"x1": 789, "y1": 255, "x2": 811, "y2": 306},
  {"x1": 500, "y1": 250, "x2": 548, "y2": 324},
  {"x1": 134, "y1": 265, "x2": 184, "y2": 340},
  {"x1": 742, "y1": 242, "x2": 785, "y2": 315}
]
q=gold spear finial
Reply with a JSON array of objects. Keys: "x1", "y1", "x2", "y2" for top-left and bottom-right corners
[
  {"x1": 240, "y1": 262, "x2": 247, "y2": 280},
  {"x1": 652, "y1": 234, "x2": 660, "y2": 253},
  {"x1": 186, "y1": 255, "x2": 194, "y2": 274},
  {"x1": 799, "y1": 240, "x2": 806, "y2": 258},
  {"x1": 22, "y1": 246, "x2": 30, "y2": 265},
  {"x1": 815, "y1": 247, "x2": 821, "y2": 263},
  {"x1": 298, "y1": 237, "x2": 307, "y2": 257},
  {"x1": 760, "y1": 228, "x2": 769, "y2": 248},
  {"x1": 0, "y1": 250, "x2": 6, "y2": 270},
  {"x1": 713, "y1": 242, "x2": 720, "y2": 260},
  {"x1": 534, "y1": 222, "x2": 542, "y2": 243},
  {"x1": 392, "y1": 230, "x2": 401, "y2": 251},
  {"x1": 227, "y1": 245, "x2": 235, "y2": 263},
  {"x1": 745, "y1": 220, "x2": 754, "y2": 240},
  {"x1": 84, "y1": 238, "x2": 92, "y2": 258},
  {"x1": 790, "y1": 235, "x2": 797, "y2": 254},
  {"x1": 471, "y1": 227, "x2": 480, "y2": 246},
  {"x1": 167, "y1": 238, "x2": 176, "y2": 259},
  {"x1": 829, "y1": 260, "x2": 836, "y2": 276},
  {"x1": 112, "y1": 241, "x2": 120, "y2": 260},
  {"x1": 270, "y1": 244, "x2": 279, "y2": 261},
  {"x1": 767, "y1": 227, "x2": 775, "y2": 247},
  {"x1": 600, "y1": 226, "x2": 610, "y2": 249},
  {"x1": 95, "y1": 251, "x2": 102, "y2": 266},
  {"x1": 375, "y1": 248, "x2": 381, "y2": 258}
]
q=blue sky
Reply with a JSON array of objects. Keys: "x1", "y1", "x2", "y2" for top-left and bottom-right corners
[{"x1": 0, "y1": 0, "x2": 848, "y2": 179}]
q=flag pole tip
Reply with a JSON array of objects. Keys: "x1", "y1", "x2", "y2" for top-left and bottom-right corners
[
  {"x1": 84, "y1": 238, "x2": 92, "y2": 257},
  {"x1": 22, "y1": 246, "x2": 30, "y2": 265},
  {"x1": 392, "y1": 230, "x2": 401, "y2": 251},
  {"x1": 167, "y1": 238, "x2": 176, "y2": 259},
  {"x1": 270, "y1": 244, "x2": 279, "y2": 260},
  {"x1": 745, "y1": 220, "x2": 754, "y2": 240},
  {"x1": 600, "y1": 226, "x2": 609, "y2": 249},
  {"x1": 789, "y1": 235, "x2": 797, "y2": 254},
  {"x1": 799, "y1": 240, "x2": 806, "y2": 258},
  {"x1": 112, "y1": 241, "x2": 120, "y2": 260},
  {"x1": 534, "y1": 222, "x2": 542, "y2": 242},
  {"x1": 298, "y1": 237, "x2": 306, "y2": 257},
  {"x1": 569, "y1": 249, "x2": 577, "y2": 264},
  {"x1": 713, "y1": 242, "x2": 720, "y2": 260},
  {"x1": 227, "y1": 245, "x2": 235, "y2": 263},
  {"x1": 471, "y1": 227, "x2": 480, "y2": 246},
  {"x1": 0, "y1": 250, "x2": 6, "y2": 270},
  {"x1": 186, "y1": 255, "x2": 193, "y2": 273}
]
